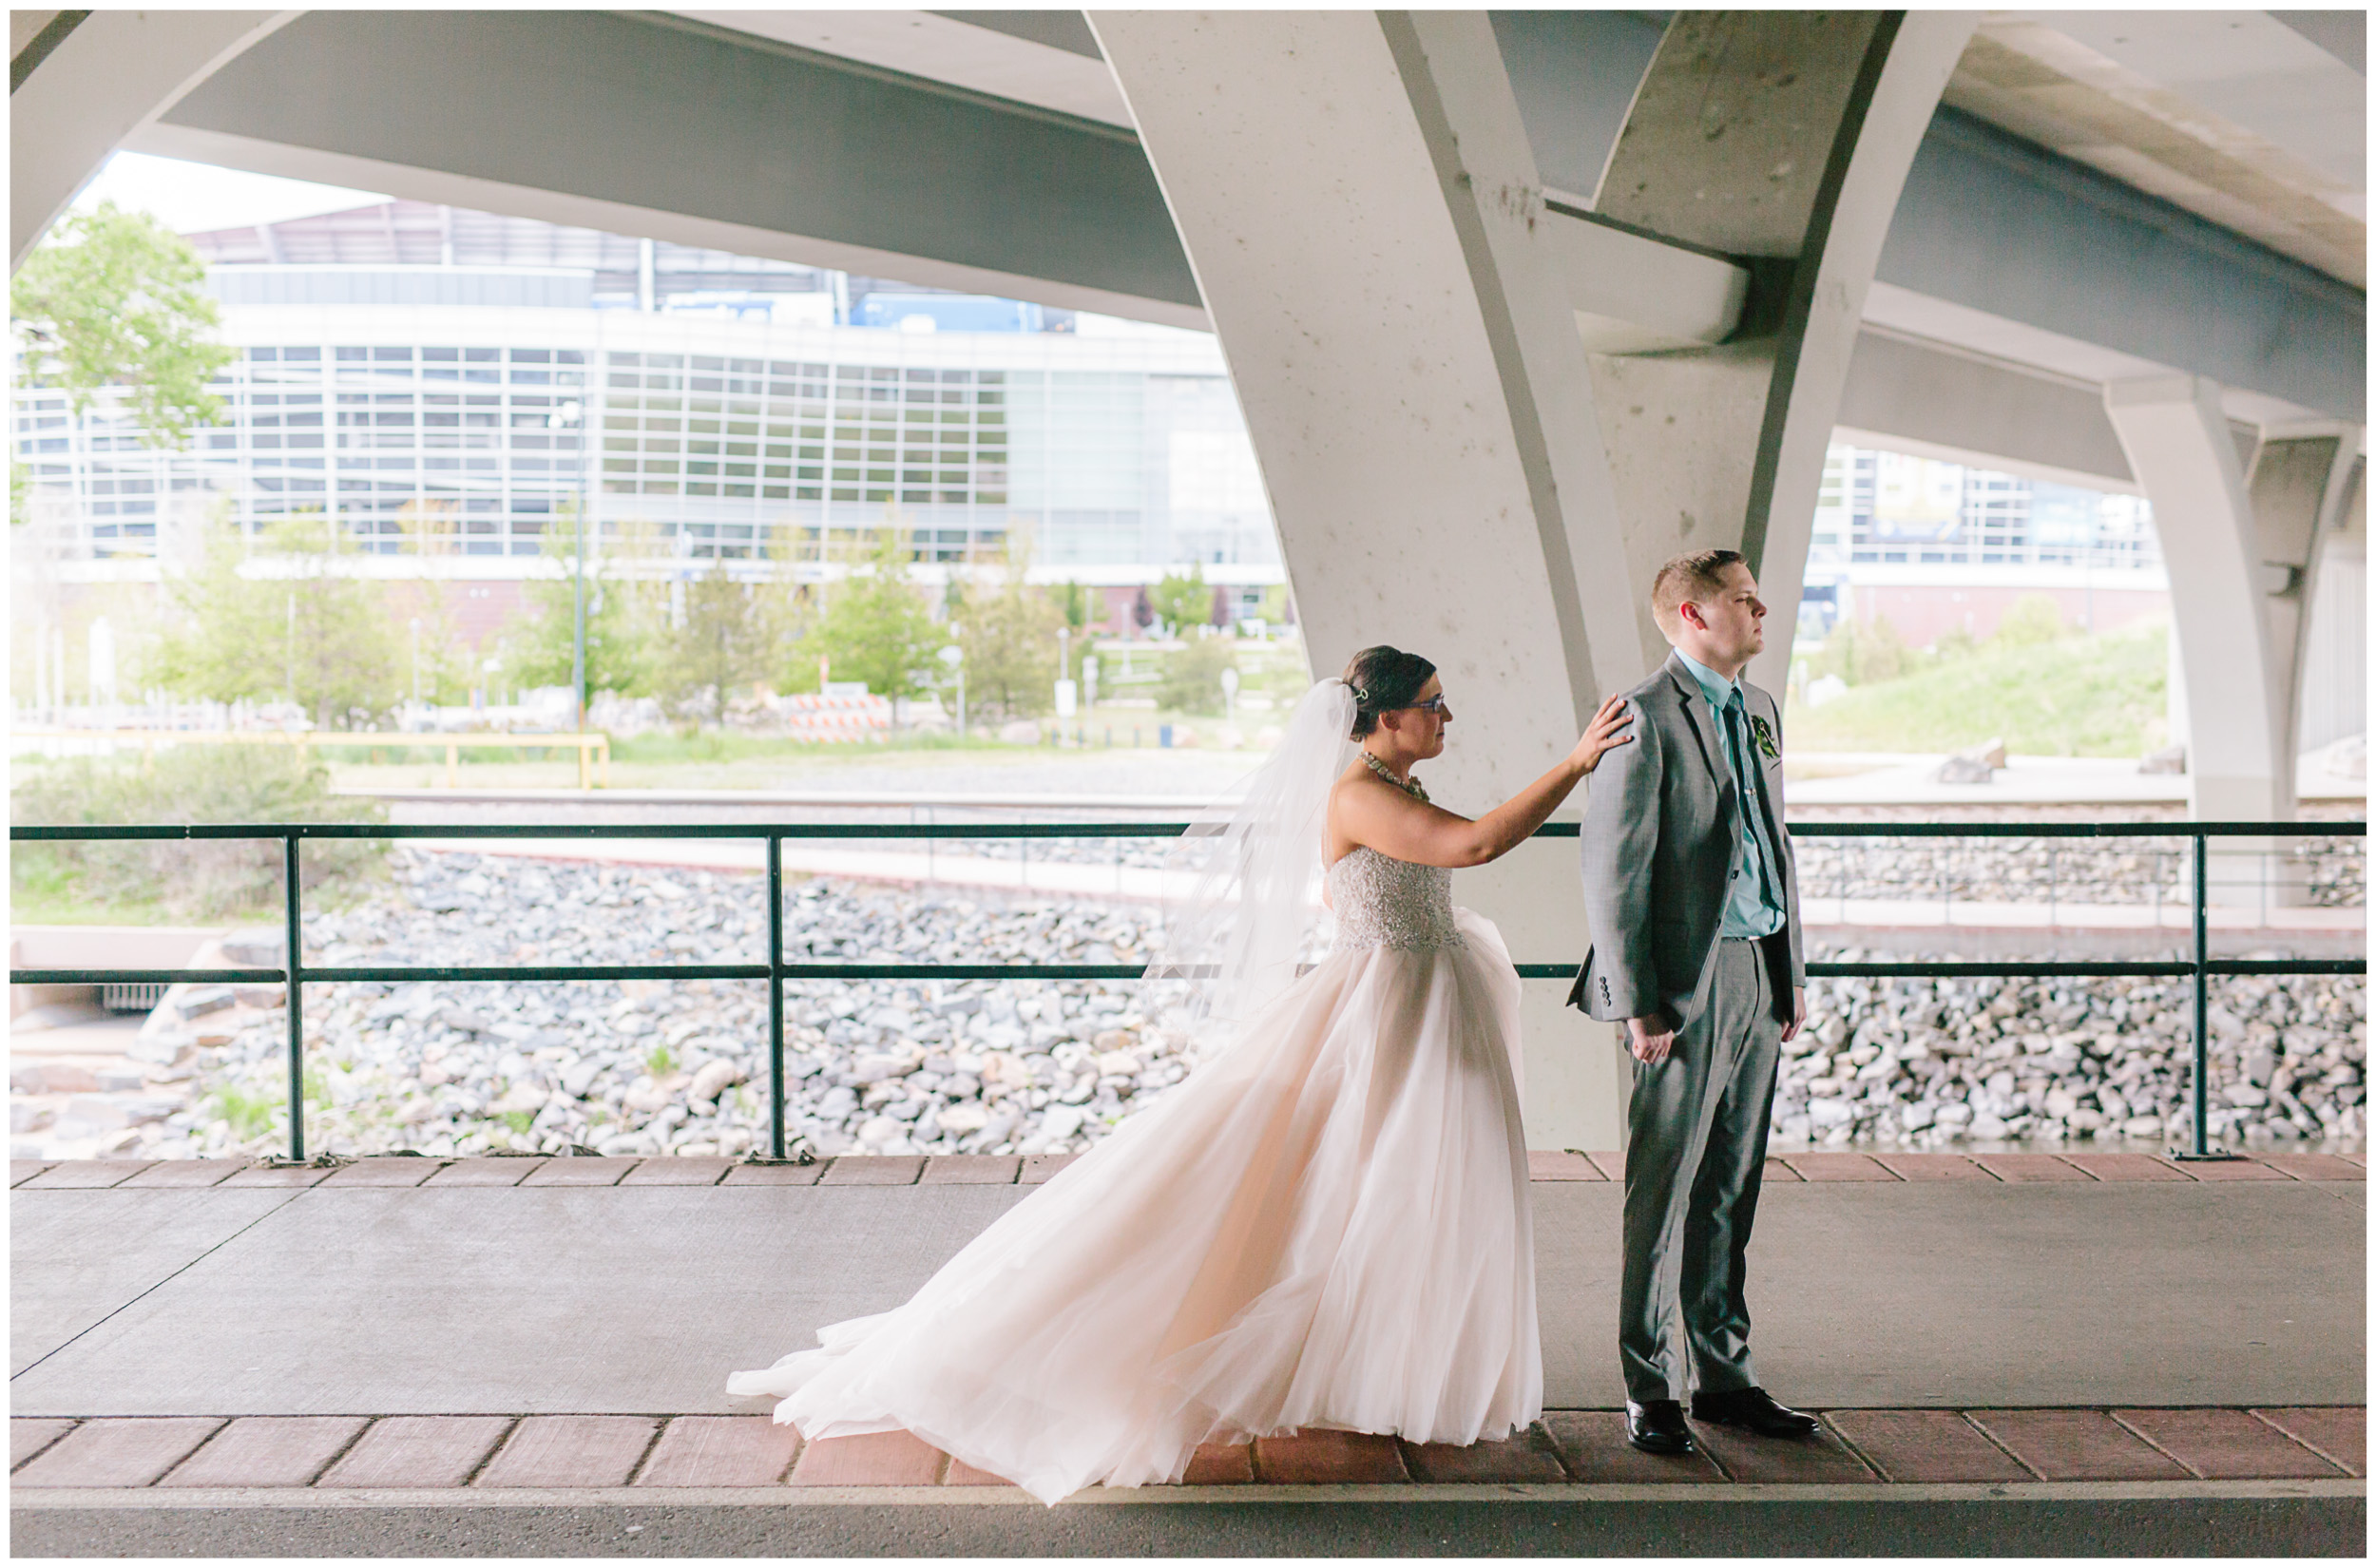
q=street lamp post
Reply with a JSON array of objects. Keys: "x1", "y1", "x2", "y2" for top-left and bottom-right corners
[{"x1": 549, "y1": 398, "x2": 589, "y2": 732}]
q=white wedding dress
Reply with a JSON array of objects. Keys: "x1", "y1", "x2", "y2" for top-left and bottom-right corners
[{"x1": 726, "y1": 842, "x2": 1542, "y2": 1504}]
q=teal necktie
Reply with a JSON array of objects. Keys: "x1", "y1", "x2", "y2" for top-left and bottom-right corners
[{"x1": 1722, "y1": 695, "x2": 1773, "y2": 899}]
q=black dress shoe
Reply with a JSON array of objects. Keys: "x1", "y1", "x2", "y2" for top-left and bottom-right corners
[
  {"x1": 1691, "y1": 1386, "x2": 1819, "y2": 1437},
  {"x1": 1625, "y1": 1399, "x2": 1696, "y2": 1454}
]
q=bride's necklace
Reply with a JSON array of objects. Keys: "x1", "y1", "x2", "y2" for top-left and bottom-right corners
[{"x1": 1361, "y1": 751, "x2": 1428, "y2": 804}]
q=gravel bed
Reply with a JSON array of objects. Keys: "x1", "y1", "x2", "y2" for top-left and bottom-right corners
[
  {"x1": 1781, "y1": 947, "x2": 2366, "y2": 1151},
  {"x1": 141, "y1": 851, "x2": 1190, "y2": 1161}
]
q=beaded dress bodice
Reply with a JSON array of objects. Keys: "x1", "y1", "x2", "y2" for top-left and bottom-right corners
[{"x1": 1325, "y1": 847, "x2": 1466, "y2": 952}]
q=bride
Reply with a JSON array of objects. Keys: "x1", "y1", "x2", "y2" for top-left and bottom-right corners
[{"x1": 728, "y1": 645, "x2": 1633, "y2": 1503}]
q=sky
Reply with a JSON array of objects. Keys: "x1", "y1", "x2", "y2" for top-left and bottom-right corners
[{"x1": 72, "y1": 152, "x2": 391, "y2": 236}]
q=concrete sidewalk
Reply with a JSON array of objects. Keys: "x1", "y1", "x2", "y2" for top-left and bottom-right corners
[
  {"x1": 11, "y1": 1151, "x2": 2363, "y2": 1554},
  {"x1": 10, "y1": 1151, "x2": 2364, "y2": 1418}
]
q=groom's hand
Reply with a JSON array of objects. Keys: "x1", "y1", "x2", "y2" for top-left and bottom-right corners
[
  {"x1": 1626, "y1": 1015, "x2": 1675, "y2": 1065},
  {"x1": 1780, "y1": 986, "x2": 1808, "y2": 1043}
]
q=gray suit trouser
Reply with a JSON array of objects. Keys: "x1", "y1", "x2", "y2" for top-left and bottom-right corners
[{"x1": 1619, "y1": 937, "x2": 1784, "y2": 1404}]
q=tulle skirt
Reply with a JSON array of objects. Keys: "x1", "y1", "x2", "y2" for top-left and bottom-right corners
[{"x1": 725, "y1": 908, "x2": 1539, "y2": 1504}]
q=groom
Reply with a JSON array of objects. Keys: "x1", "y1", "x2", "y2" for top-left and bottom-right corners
[{"x1": 1569, "y1": 549, "x2": 1816, "y2": 1456}]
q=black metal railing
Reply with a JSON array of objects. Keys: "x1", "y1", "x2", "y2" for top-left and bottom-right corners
[{"x1": 10, "y1": 818, "x2": 2364, "y2": 1164}]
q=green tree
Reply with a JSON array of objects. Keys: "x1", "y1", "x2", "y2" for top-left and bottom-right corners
[
  {"x1": 1158, "y1": 633, "x2": 1239, "y2": 715},
  {"x1": 144, "y1": 513, "x2": 404, "y2": 728},
  {"x1": 388, "y1": 579, "x2": 476, "y2": 707},
  {"x1": 811, "y1": 527, "x2": 938, "y2": 707},
  {"x1": 961, "y1": 540, "x2": 1063, "y2": 720},
  {"x1": 654, "y1": 559, "x2": 796, "y2": 725},
  {"x1": 10, "y1": 201, "x2": 236, "y2": 450},
  {"x1": 1145, "y1": 564, "x2": 1210, "y2": 636},
  {"x1": 501, "y1": 505, "x2": 661, "y2": 699},
  {"x1": 1055, "y1": 579, "x2": 1092, "y2": 632}
]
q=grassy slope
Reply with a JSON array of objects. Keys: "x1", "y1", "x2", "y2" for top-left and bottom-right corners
[{"x1": 1784, "y1": 623, "x2": 2167, "y2": 757}]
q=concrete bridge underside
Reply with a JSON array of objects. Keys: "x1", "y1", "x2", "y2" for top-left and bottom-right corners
[{"x1": 10, "y1": 10, "x2": 2366, "y2": 1145}]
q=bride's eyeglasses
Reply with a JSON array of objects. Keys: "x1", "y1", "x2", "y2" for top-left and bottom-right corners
[{"x1": 1400, "y1": 696, "x2": 1448, "y2": 715}]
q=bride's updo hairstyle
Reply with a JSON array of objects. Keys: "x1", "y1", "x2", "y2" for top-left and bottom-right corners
[{"x1": 1343, "y1": 645, "x2": 1437, "y2": 738}]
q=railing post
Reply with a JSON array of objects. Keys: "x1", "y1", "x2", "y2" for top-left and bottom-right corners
[
  {"x1": 767, "y1": 832, "x2": 787, "y2": 1161},
  {"x1": 2175, "y1": 829, "x2": 2219, "y2": 1160},
  {"x1": 284, "y1": 832, "x2": 306, "y2": 1163}
]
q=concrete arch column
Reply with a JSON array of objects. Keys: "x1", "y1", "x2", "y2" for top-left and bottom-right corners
[
  {"x1": 1581, "y1": 11, "x2": 1977, "y2": 687},
  {"x1": 1095, "y1": 10, "x2": 1977, "y2": 1145},
  {"x1": 1090, "y1": 9, "x2": 1641, "y2": 1145},
  {"x1": 2104, "y1": 374, "x2": 2362, "y2": 896},
  {"x1": 1089, "y1": 10, "x2": 1636, "y2": 790},
  {"x1": 10, "y1": 10, "x2": 298, "y2": 269}
]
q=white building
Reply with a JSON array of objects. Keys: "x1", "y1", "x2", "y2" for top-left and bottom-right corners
[{"x1": 17, "y1": 201, "x2": 1286, "y2": 615}]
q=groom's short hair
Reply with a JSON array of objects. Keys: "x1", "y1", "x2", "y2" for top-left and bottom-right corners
[{"x1": 1652, "y1": 549, "x2": 1748, "y2": 635}]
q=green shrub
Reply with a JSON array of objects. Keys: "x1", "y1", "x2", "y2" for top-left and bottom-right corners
[
  {"x1": 206, "y1": 1086, "x2": 280, "y2": 1142},
  {"x1": 1991, "y1": 592, "x2": 2066, "y2": 649},
  {"x1": 1805, "y1": 614, "x2": 1921, "y2": 686},
  {"x1": 11, "y1": 744, "x2": 387, "y2": 920}
]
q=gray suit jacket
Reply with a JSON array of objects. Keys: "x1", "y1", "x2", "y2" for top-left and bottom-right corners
[{"x1": 1569, "y1": 650, "x2": 1805, "y2": 1030}]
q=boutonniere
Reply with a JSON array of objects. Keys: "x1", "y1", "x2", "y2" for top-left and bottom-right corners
[{"x1": 1749, "y1": 714, "x2": 1781, "y2": 762}]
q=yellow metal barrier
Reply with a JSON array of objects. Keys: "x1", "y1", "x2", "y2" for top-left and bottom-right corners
[{"x1": 11, "y1": 729, "x2": 612, "y2": 790}]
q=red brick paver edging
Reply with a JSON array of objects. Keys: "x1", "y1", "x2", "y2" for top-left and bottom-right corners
[
  {"x1": 14, "y1": 1408, "x2": 2362, "y2": 1493},
  {"x1": 13, "y1": 1151, "x2": 2360, "y2": 1188}
]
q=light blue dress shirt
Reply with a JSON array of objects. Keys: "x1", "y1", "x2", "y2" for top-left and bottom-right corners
[{"x1": 1674, "y1": 650, "x2": 1788, "y2": 939}]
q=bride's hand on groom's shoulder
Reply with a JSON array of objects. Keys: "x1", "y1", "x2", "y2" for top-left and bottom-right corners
[{"x1": 1570, "y1": 694, "x2": 1634, "y2": 774}]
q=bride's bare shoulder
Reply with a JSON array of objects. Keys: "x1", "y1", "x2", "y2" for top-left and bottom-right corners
[{"x1": 1331, "y1": 762, "x2": 1400, "y2": 807}]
